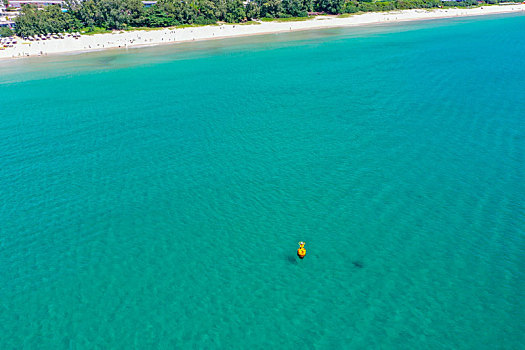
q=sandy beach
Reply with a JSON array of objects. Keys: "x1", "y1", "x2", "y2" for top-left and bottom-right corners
[{"x1": 1, "y1": 5, "x2": 524, "y2": 59}]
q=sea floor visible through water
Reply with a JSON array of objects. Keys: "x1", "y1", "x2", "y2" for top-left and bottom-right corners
[{"x1": 0, "y1": 14, "x2": 524, "y2": 349}]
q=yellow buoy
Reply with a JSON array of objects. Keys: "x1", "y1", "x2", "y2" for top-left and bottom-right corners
[{"x1": 297, "y1": 241, "x2": 306, "y2": 259}]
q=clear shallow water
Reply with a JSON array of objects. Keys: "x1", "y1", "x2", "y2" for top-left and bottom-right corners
[{"x1": 1, "y1": 14, "x2": 524, "y2": 349}]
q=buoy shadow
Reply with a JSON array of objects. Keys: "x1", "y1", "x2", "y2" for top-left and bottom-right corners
[
  {"x1": 352, "y1": 260, "x2": 364, "y2": 268},
  {"x1": 286, "y1": 255, "x2": 298, "y2": 264}
]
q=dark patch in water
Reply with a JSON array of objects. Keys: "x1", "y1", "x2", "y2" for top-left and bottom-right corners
[
  {"x1": 286, "y1": 255, "x2": 297, "y2": 264},
  {"x1": 352, "y1": 260, "x2": 364, "y2": 268}
]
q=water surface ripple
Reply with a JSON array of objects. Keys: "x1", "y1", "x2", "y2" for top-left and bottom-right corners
[{"x1": 1, "y1": 14, "x2": 524, "y2": 349}]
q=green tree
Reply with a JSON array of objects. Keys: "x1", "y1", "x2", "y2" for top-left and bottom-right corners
[
  {"x1": 94, "y1": 0, "x2": 143, "y2": 29},
  {"x1": 258, "y1": 0, "x2": 284, "y2": 18},
  {"x1": 66, "y1": 0, "x2": 98, "y2": 30},
  {"x1": 14, "y1": 5, "x2": 39, "y2": 36},
  {"x1": 316, "y1": 0, "x2": 344, "y2": 14},
  {"x1": 137, "y1": 6, "x2": 177, "y2": 27},
  {"x1": 358, "y1": 1, "x2": 377, "y2": 11},
  {"x1": 154, "y1": 0, "x2": 197, "y2": 24},
  {"x1": 374, "y1": 1, "x2": 395, "y2": 11},
  {"x1": 245, "y1": 1, "x2": 261, "y2": 19},
  {"x1": 195, "y1": 0, "x2": 219, "y2": 22},
  {"x1": 224, "y1": 0, "x2": 245, "y2": 22},
  {"x1": 13, "y1": 0, "x2": 478, "y2": 34},
  {"x1": 0, "y1": 26, "x2": 13, "y2": 37},
  {"x1": 282, "y1": 0, "x2": 308, "y2": 17},
  {"x1": 15, "y1": 4, "x2": 80, "y2": 36},
  {"x1": 343, "y1": 0, "x2": 358, "y2": 13}
]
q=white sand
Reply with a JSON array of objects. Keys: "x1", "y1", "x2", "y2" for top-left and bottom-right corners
[{"x1": 1, "y1": 5, "x2": 524, "y2": 59}]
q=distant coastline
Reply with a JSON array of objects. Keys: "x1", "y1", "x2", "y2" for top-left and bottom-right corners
[{"x1": 1, "y1": 5, "x2": 524, "y2": 60}]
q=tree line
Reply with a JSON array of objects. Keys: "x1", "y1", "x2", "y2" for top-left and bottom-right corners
[{"x1": 9, "y1": 0, "x2": 498, "y2": 37}]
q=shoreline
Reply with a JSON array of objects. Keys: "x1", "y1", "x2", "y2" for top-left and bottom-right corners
[{"x1": 1, "y1": 5, "x2": 524, "y2": 60}]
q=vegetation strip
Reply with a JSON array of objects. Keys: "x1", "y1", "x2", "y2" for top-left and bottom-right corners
[{"x1": 1, "y1": 0, "x2": 508, "y2": 37}]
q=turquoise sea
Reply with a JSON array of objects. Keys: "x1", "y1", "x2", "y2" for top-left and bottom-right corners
[{"x1": 1, "y1": 14, "x2": 524, "y2": 349}]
